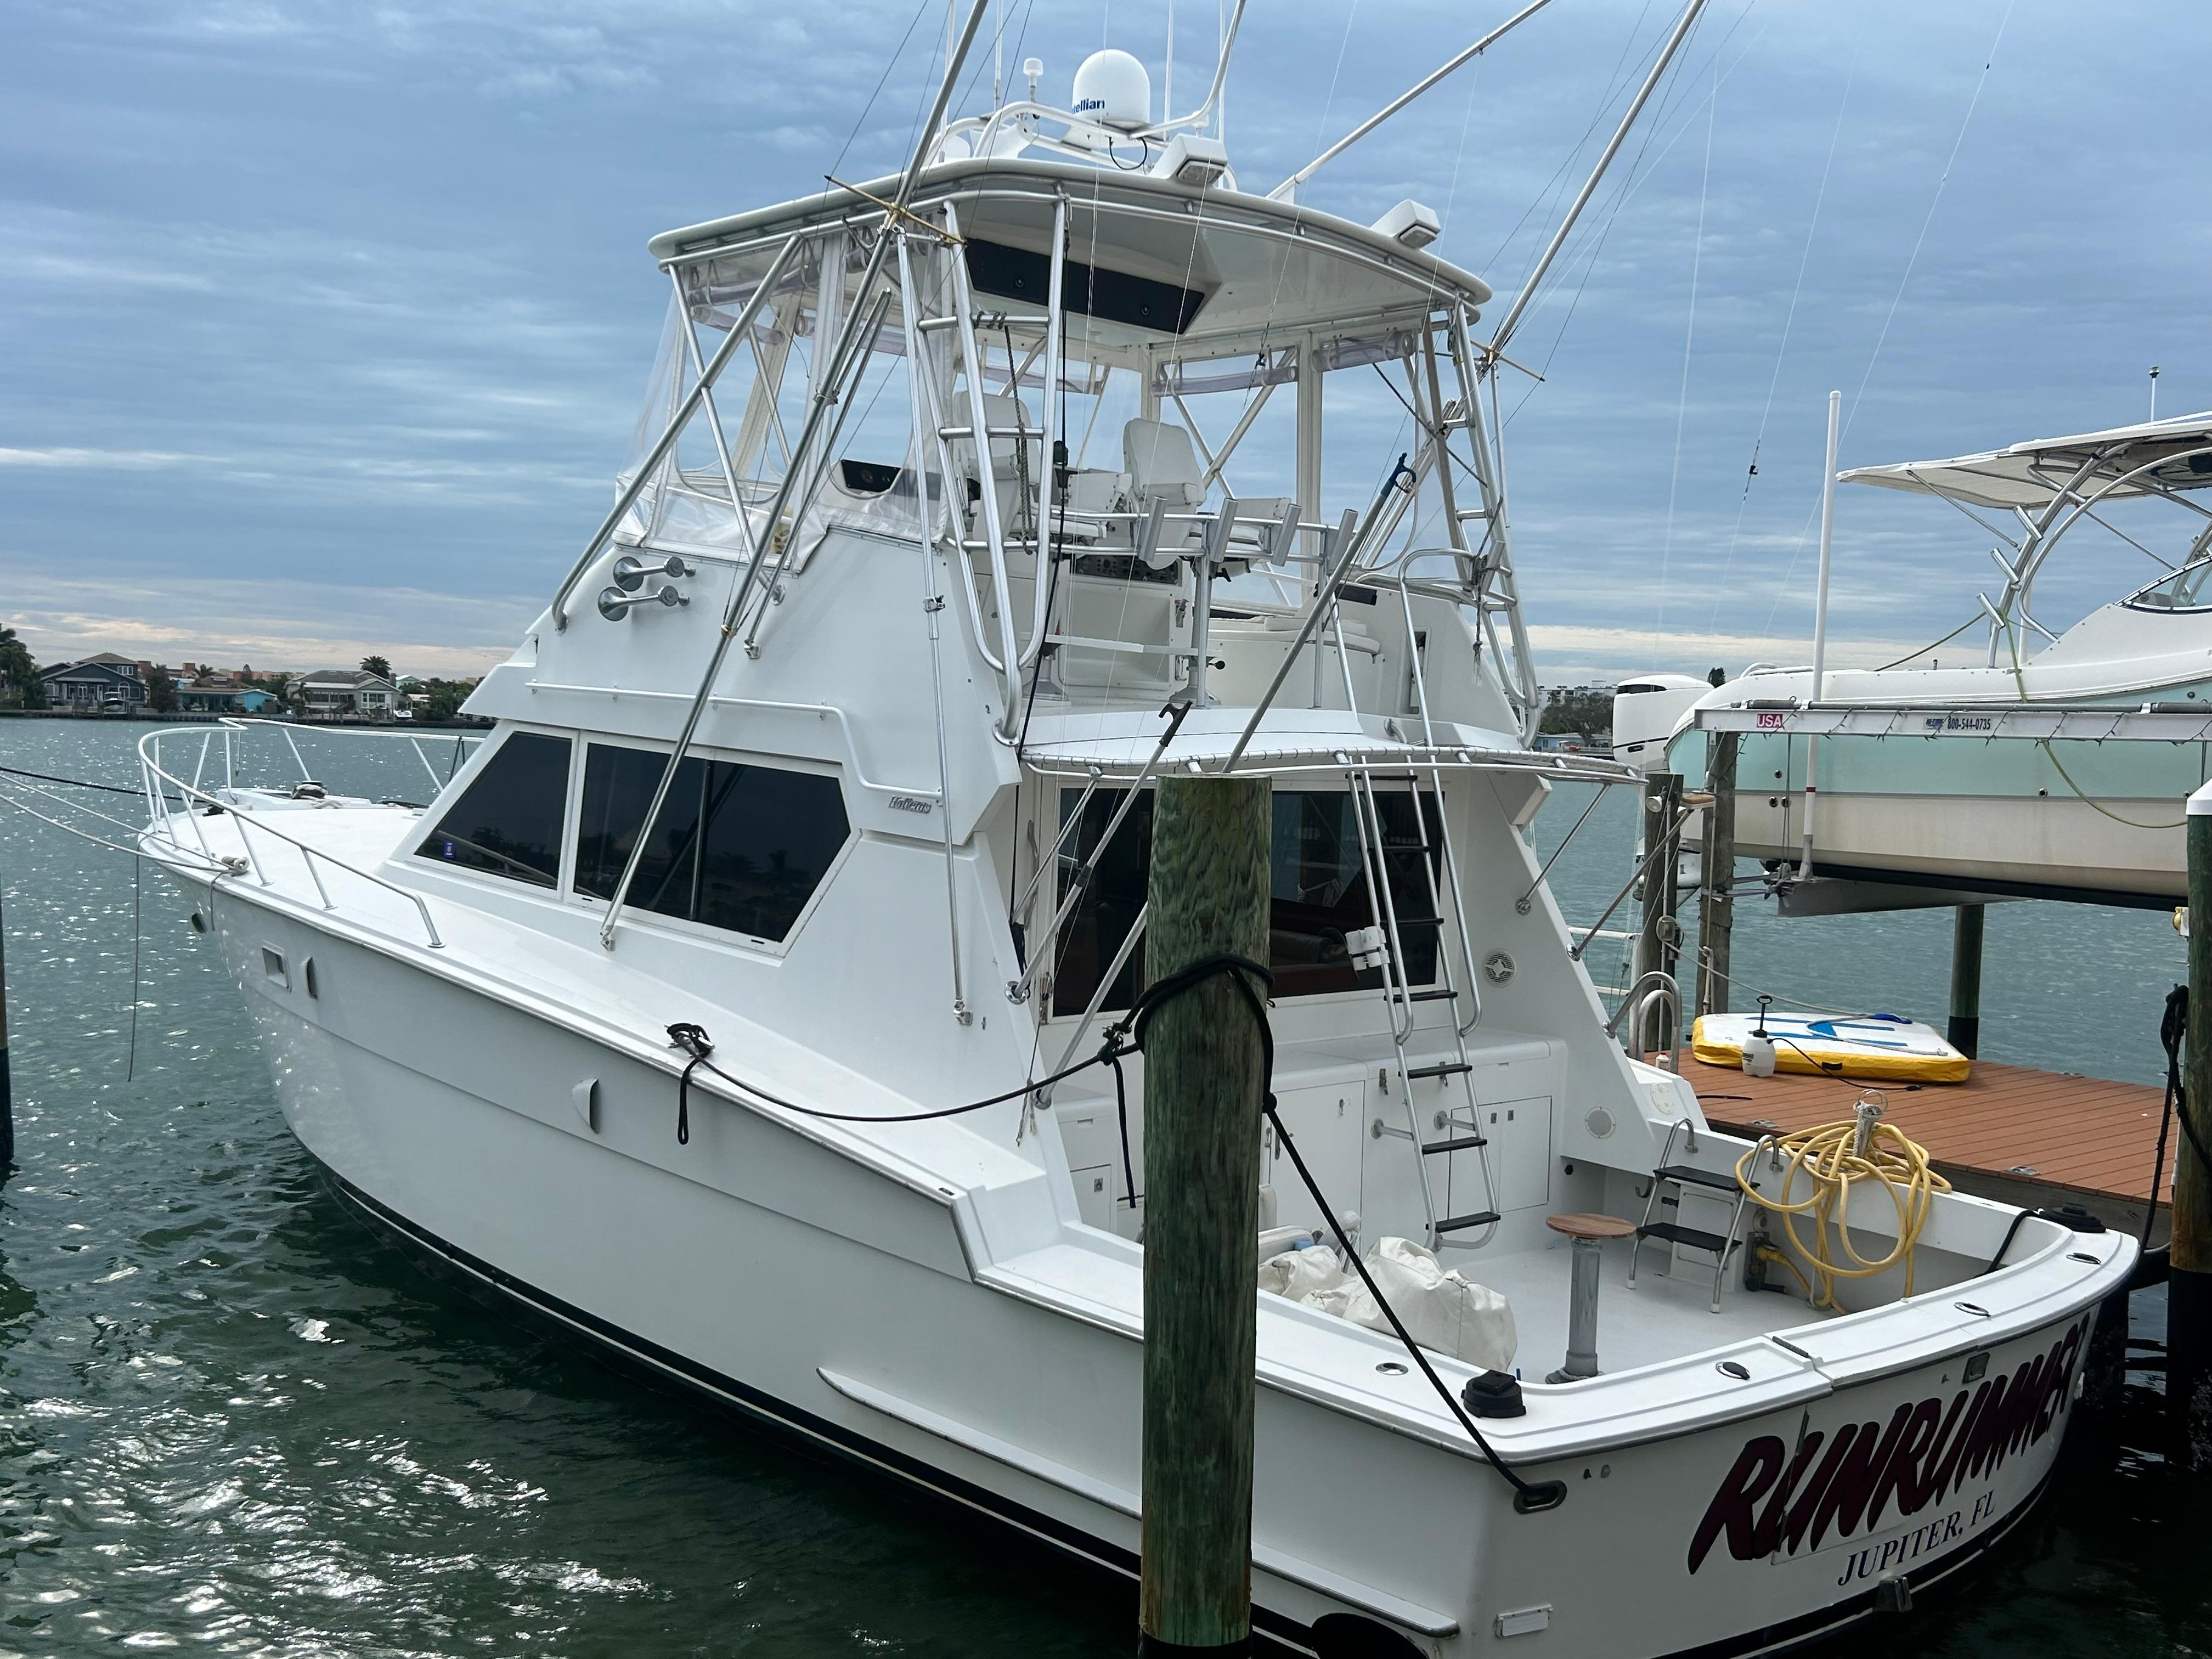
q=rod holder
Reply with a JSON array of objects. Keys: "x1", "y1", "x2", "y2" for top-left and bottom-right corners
[
  {"x1": 612, "y1": 552, "x2": 692, "y2": 591},
  {"x1": 597, "y1": 584, "x2": 690, "y2": 620}
]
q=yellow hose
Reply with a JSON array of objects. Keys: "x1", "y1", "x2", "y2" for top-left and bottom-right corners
[{"x1": 1735, "y1": 1113, "x2": 1950, "y2": 1310}]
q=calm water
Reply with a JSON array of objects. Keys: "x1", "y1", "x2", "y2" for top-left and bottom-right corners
[{"x1": 0, "y1": 721, "x2": 2204, "y2": 1657}]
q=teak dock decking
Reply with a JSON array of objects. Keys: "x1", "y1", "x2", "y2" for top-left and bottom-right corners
[{"x1": 1663, "y1": 1054, "x2": 2172, "y2": 1243}]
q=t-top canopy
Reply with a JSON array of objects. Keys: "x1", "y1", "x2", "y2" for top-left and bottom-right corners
[
  {"x1": 648, "y1": 157, "x2": 1492, "y2": 356},
  {"x1": 1839, "y1": 412, "x2": 2212, "y2": 510}
]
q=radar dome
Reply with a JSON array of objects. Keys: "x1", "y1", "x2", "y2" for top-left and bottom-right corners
[{"x1": 1072, "y1": 49, "x2": 1151, "y2": 132}]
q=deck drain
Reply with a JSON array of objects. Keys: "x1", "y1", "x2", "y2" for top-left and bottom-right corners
[
  {"x1": 1376, "y1": 1362, "x2": 1408, "y2": 1376},
  {"x1": 1954, "y1": 1301, "x2": 1992, "y2": 1317},
  {"x1": 1716, "y1": 1361, "x2": 1750, "y2": 1380}
]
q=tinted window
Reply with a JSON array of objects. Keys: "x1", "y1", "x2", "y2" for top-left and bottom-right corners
[
  {"x1": 1049, "y1": 787, "x2": 1441, "y2": 1016},
  {"x1": 575, "y1": 744, "x2": 849, "y2": 942},
  {"x1": 1268, "y1": 791, "x2": 1441, "y2": 997},
  {"x1": 416, "y1": 731, "x2": 571, "y2": 887}
]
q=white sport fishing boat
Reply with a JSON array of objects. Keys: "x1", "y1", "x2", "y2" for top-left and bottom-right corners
[
  {"x1": 1615, "y1": 414, "x2": 2212, "y2": 905},
  {"x1": 134, "y1": 10, "x2": 2131, "y2": 1655}
]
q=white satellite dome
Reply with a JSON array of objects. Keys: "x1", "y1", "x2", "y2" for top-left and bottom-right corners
[{"x1": 1071, "y1": 49, "x2": 1151, "y2": 132}]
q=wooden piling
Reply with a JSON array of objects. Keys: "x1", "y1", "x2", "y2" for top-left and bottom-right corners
[
  {"x1": 1948, "y1": 904, "x2": 1986, "y2": 1059},
  {"x1": 1696, "y1": 732, "x2": 1737, "y2": 1019},
  {"x1": 2174, "y1": 791, "x2": 2212, "y2": 1468},
  {"x1": 1139, "y1": 773, "x2": 1271, "y2": 1656}
]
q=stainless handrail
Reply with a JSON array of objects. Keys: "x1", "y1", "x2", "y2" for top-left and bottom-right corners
[
  {"x1": 138, "y1": 721, "x2": 446, "y2": 949},
  {"x1": 1606, "y1": 970, "x2": 1683, "y2": 1074},
  {"x1": 547, "y1": 233, "x2": 804, "y2": 632}
]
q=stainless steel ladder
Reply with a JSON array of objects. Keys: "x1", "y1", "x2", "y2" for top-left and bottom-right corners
[
  {"x1": 1628, "y1": 1119, "x2": 1755, "y2": 1313},
  {"x1": 1348, "y1": 763, "x2": 1503, "y2": 1251},
  {"x1": 897, "y1": 209, "x2": 1057, "y2": 736}
]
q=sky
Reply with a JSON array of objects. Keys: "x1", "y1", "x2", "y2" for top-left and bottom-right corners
[{"x1": 2, "y1": 0, "x2": 2206, "y2": 683}]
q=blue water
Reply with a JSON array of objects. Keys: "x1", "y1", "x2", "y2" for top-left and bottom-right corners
[{"x1": 0, "y1": 722, "x2": 2203, "y2": 1656}]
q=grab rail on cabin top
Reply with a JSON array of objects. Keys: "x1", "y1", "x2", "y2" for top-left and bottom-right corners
[{"x1": 138, "y1": 720, "x2": 450, "y2": 950}]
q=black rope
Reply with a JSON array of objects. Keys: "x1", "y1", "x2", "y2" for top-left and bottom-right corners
[
  {"x1": 659, "y1": 951, "x2": 1565, "y2": 1513},
  {"x1": 670, "y1": 1020, "x2": 1119, "y2": 1127},
  {"x1": 2145, "y1": 983, "x2": 2207, "y2": 1251},
  {"x1": 669, "y1": 1023, "x2": 714, "y2": 1146},
  {"x1": 0, "y1": 764, "x2": 140, "y2": 796}
]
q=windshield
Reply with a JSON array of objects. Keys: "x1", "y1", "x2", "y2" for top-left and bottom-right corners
[{"x1": 2124, "y1": 558, "x2": 2212, "y2": 612}]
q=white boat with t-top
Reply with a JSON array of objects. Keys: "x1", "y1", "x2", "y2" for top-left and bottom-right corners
[
  {"x1": 1615, "y1": 413, "x2": 2212, "y2": 906},
  {"x1": 134, "y1": 14, "x2": 2131, "y2": 1657}
]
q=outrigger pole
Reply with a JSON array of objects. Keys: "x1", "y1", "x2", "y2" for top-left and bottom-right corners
[{"x1": 1489, "y1": 0, "x2": 1712, "y2": 358}]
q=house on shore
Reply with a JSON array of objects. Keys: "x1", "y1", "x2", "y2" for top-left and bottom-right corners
[
  {"x1": 39, "y1": 653, "x2": 148, "y2": 711},
  {"x1": 177, "y1": 681, "x2": 278, "y2": 715},
  {"x1": 287, "y1": 668, "x2": 398, "y2": 720}
]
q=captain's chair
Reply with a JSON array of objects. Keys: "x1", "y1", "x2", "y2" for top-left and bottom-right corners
[{"x1": 1124, "y1": 417, "x2": 1207, "y2": 509}]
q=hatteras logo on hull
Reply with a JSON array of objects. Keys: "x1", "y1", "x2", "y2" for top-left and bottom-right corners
[{"x1": 1687, "y1": 1314, "x2": 2087, "y2": 1579}]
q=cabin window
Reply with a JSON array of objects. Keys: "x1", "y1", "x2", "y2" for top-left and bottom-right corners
[
  {"x1": 573, "y1": 744, "x2": 849, "y2": 943},
  {"x1": 1049, "y1": 787, "x2": 1443, "y2": 1017},
  {"x1": 2124, "y1": 557, "x2": 2212, "y2": 612},
  {"x1": 415, "y1": 731, "x2": 572, "y2": 888}
]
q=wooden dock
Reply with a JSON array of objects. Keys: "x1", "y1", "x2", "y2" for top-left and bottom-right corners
[{"x1": 1667, "y1": 1053, "x2": 2172, "y2": 1242}]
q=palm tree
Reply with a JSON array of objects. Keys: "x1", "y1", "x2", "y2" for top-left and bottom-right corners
[
  {"x1": 360, "y1": 654, "x2": 393, "y2": 680},
  {"x1": 0, "y1": 624, "x2": 45, "y2": 709}
]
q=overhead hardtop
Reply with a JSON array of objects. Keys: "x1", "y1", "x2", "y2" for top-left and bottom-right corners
[
  {"x1": 647, "y1": 157, "x2": 1491, "y2": 357},
  {"x1": 1840, "y1": 412, "x2": 2212, "y2": 510}
]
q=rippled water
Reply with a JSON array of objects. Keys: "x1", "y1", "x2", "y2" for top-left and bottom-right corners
[{"x1": 1, "y1": 721, "x2": 2204, "y2": 1657}]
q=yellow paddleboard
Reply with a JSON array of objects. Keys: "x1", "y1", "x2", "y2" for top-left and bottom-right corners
[{"x1": 1690, "y1": 1012, "x2": 1971, "y2": 1083}]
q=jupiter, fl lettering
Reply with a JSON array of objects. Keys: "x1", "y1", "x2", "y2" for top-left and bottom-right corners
[
  {"x1": 1685, "y1": 1316, "x2": 2087, "y2": 1575},
  {"x1": 1833, "y1": 1491, "x2": 1997, "y2": 1587}
]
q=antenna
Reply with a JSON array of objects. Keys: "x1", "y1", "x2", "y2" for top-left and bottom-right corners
[
  {"x1": 2151, "y1": 364, "x2": 2162, "y2": 422},
  {"x1": 1140, "y1": 0, "x2": 1248, "y2": 140},
  {"x1": 1165, "y1": 0, "x2": 1175, "y2": 122}
]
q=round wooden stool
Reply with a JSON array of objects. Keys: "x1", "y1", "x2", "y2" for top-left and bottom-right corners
[{"x1": 1545, "y1": 1212, "x2": 1636, "y2": 1383}]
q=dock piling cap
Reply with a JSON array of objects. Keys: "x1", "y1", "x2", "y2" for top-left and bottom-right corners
[{"x1": 2191, "y1": 780, "x2": 2212, "y2": 816}]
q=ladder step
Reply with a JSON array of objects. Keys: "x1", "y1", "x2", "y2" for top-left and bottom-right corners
[
  {"x1": 1421, "y1": 1134, "x2": 1488, "y2": 1155},
  {"x1": 1639, "y1": 1221, "x2": 1734, "y2": 1255},
  {"x1": 1404, "y1": 1061, "x2": 1472, "y2": 1081},
  {"x1": 1654, "y1": 1164, "x2": 1740, "y2": 1193},
  {"x1": 1390, "y1": 915, "x2": 1445, "y2": 930},
  {"x1": 1434, "y1": 1210, "x2": 1502, "y2": 1235},
  {"x1": 1389, "y1": 987, "x2": 1458, "y2": 1003}
]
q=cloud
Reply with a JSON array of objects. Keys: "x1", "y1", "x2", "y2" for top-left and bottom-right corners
[
  {"x1": 0, "y1": 0, "x2": 2204, "y2": 686},
  {"x1": 3, "y1": 572, "x2": 529, "y2": 678},
  {"x1": 0, "y1": 447, "x2": 204, "y2": 469}
]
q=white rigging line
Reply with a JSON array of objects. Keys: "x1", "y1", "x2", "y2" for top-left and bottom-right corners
[
  {"x1": 1703, "y1": 20, "x2": 1860, "y2": 649},
  {"x1": 1843, "y1": 0, "x2": 2018, "y2": 439},
  {"x1": 1499, "y1": 0, "x2": 1768, "y2": 428},
  {"x1": 1485, "y1": 0, "x2": 1660, "y2": 274},
  {"x1": 1655, "y1": 53, "x2": 1717, "y2": 637},
  {"x1": 1760, "y1": 0, "x2": 2017, "y2": 637}
]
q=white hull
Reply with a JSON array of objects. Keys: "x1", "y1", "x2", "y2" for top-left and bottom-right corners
[
  {"x1": 1724, "y1": 788, "x2": 2183, "y2": 904},
  {"x1": 198, "y1": 873, "x2": 2122, "y2": 1658}
]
